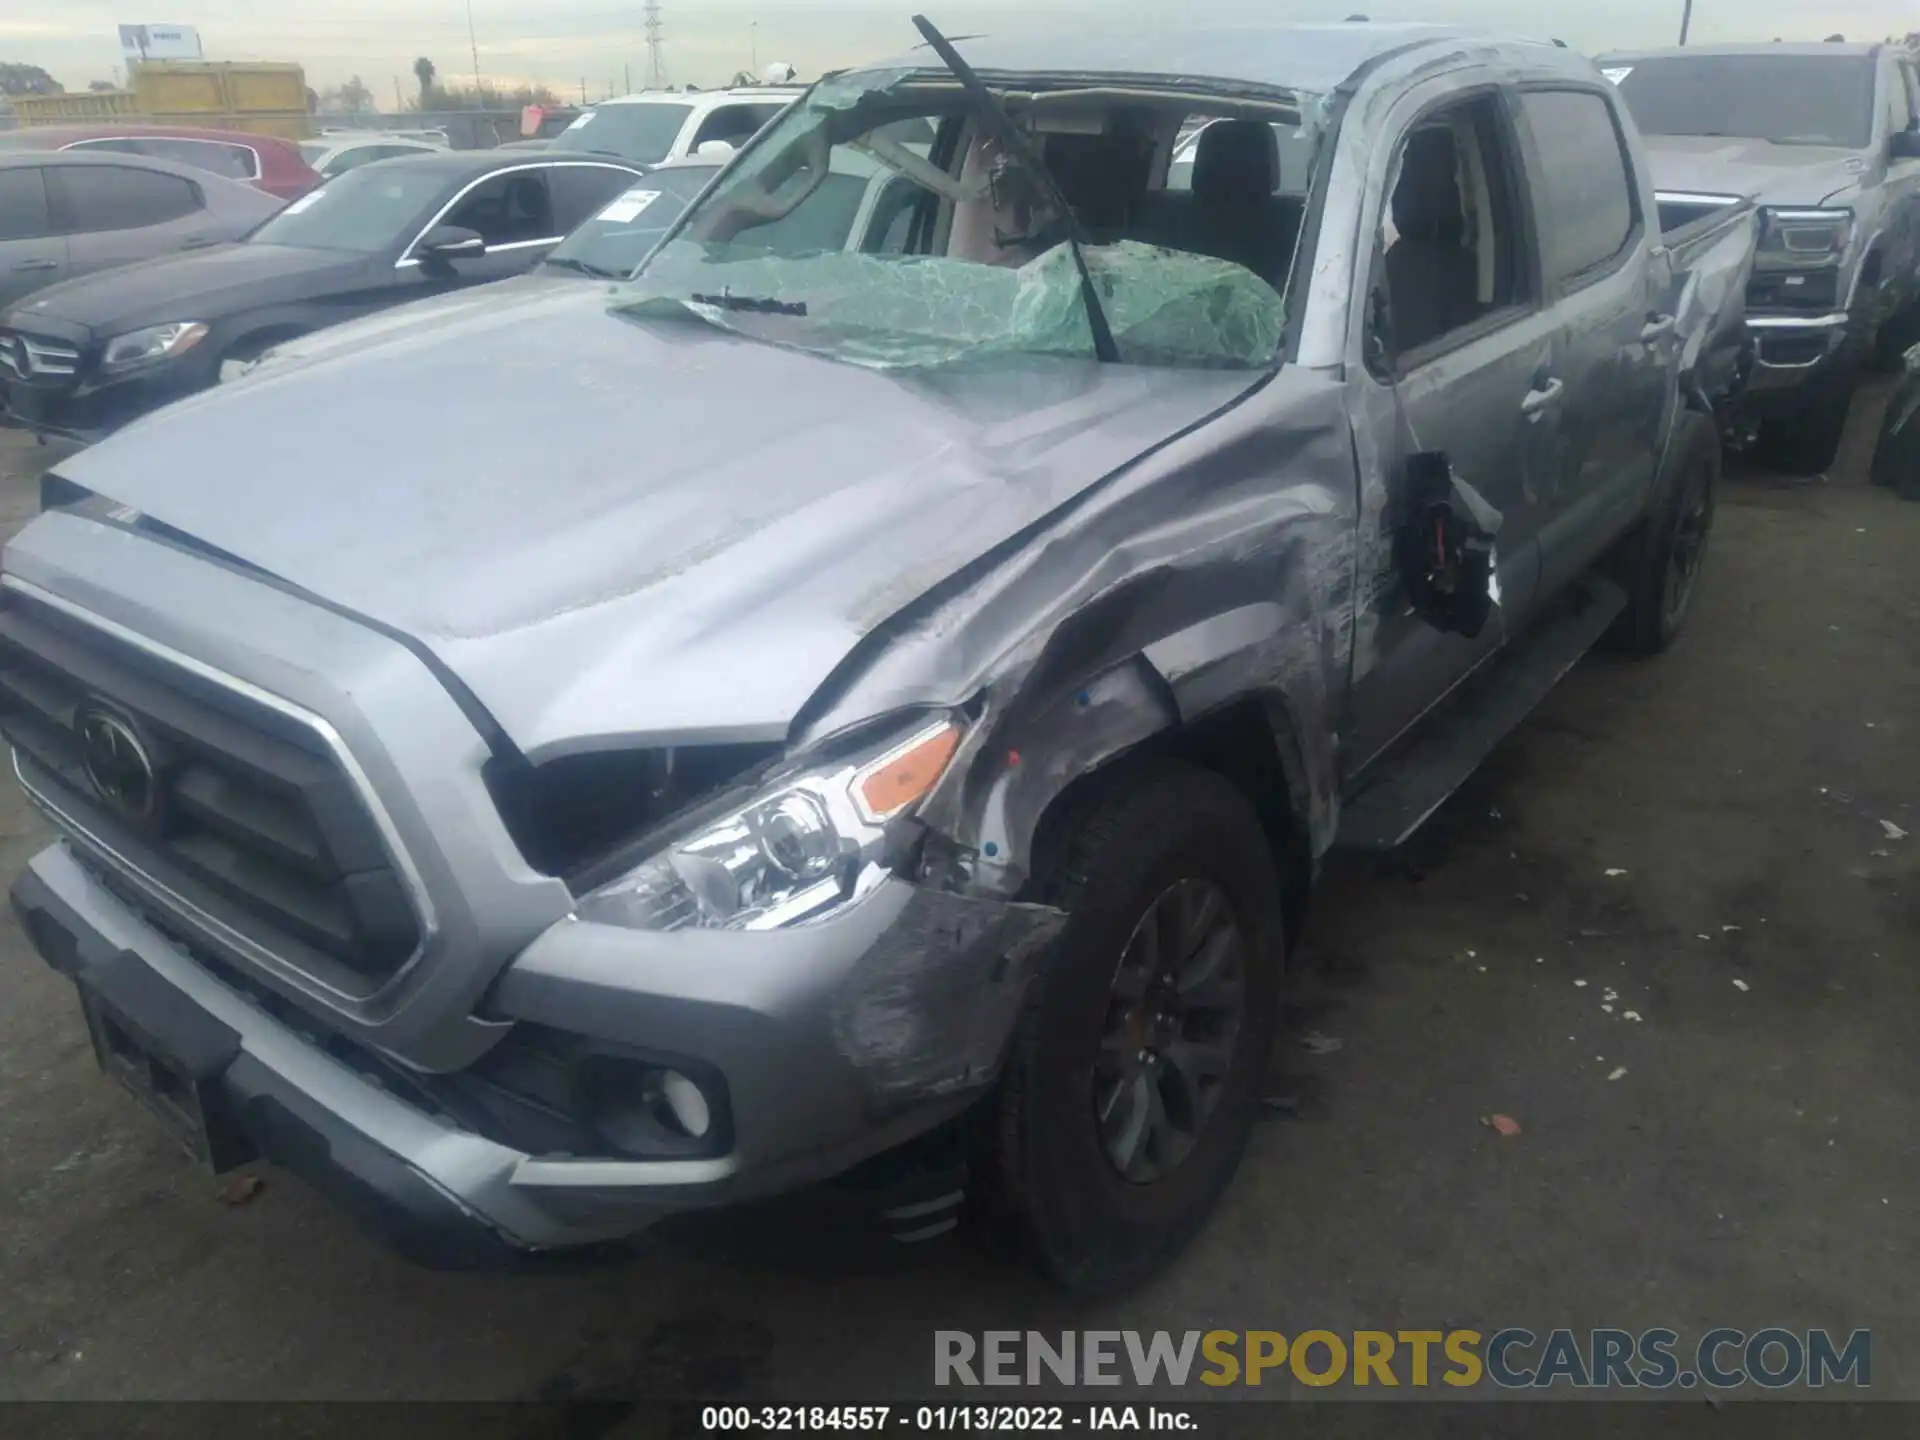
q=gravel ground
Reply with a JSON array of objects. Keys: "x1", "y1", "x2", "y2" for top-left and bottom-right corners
[{"x1": 0, "y1": 386, "x2": 1914, "y2": 1412}]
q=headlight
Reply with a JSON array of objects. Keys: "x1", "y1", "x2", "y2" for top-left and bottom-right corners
[
  {"x1": 577, "y1": 717, "x2": 964, "y2": 933},
  {"x1": 100, "y1": 322, "x2": 210, "y2": 373},
  {"x1": 1758, "y1": 208, "x2": 1853, "y2": 261}
]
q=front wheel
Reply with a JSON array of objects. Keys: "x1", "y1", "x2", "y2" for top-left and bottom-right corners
[
  {"x1": 1757, "y1": 366, "x2": 1855, "y2": 477},
  {"x1": 988, "y1": 762, "x2": 1288, "y2": 1294}
]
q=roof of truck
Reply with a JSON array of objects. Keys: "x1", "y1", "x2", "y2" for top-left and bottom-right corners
[{"x1": 863, "y1": 22, "x2": 1591, "y2": 96}]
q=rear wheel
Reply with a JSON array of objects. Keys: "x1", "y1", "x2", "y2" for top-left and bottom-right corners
[
  {"x1": 988, "y1": 762, "x2": 1288, "y2": 1294},
  {"x1": 1604, "y1": 412, "x2": 1718, "y2": 656}
]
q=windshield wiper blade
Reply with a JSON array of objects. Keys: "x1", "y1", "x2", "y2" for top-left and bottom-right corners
[{"x1": 909, "y1": 13, "x2": 1121, "y2": 364}]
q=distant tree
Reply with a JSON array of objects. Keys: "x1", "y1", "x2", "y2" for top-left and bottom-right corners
[
  {"x1": 412, "y1": 56, "x2": 436, "y2": 109},
  {"x1": 0, "y1": 62, "x2": 61, "y2": 97},
  {"x1": 87, "y1": 80, "x2": 117, "y2": 93},
  {"x1": 424, "y1": 81, "x2": 560, "y2": 111},
  {"x1": 324, "y1": 75, "x2": 374, "y2": 113}
]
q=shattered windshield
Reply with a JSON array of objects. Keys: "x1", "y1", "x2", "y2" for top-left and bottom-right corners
[{"x1": 610, "y1": 69, "x2": 1312, "y2": 370}]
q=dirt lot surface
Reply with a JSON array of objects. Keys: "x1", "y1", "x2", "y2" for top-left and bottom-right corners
[{"x1": 0, "y1": 387, "x2": 1915, "y2": 1414}]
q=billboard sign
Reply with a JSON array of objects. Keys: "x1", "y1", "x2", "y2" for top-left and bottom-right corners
[{"x1": 118, "y1": 24, "x2": 205, "y2": 63}]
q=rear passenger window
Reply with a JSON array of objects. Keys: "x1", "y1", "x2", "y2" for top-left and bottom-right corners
[
  {"x1": 1518, "y1": 90, "x2": 1637, "y2": 286},
  {"x1": 53, "y1": 165, "x2": 202, "y2": 232}
]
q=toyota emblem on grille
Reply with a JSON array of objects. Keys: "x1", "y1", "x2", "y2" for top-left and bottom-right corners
[{"x1": 75, "y1": 705, "x2": 158, "y2": 823}]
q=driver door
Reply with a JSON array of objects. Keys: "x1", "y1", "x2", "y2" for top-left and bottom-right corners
[
  {"x1": 1343, "y1": 86, "x2": 1560, "y2": 779},
  {"x1": 402, "y1": 167, "x2": 567, "y2": 292}
]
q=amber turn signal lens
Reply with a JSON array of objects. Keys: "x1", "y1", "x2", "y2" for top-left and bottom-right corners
[{"x1": 856, "y1": 723, "x2": 962, "y2": 821}]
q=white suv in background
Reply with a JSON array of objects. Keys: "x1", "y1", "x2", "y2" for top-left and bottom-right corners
[{"x1": 546, "y1": 87, "x2": 804, "y2": 166}]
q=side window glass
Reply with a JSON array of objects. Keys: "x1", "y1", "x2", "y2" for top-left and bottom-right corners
[
  {"x1": 52, "y1": 165, "x2": 201, "y2": 232},
  {"x1": 863, "y1": 176, "x2": 921, "y2": 254},
  {"x1": 1517, "y1": 89, "x2": 1637, "y2": 288},
  {"x1": 1885, "y1": 66, "x2": 1910, "y2": 139},
  {"x1": 691, "y1": 105, "x2": 763, "y2": 151},
  {"x1": 1377, "y1": 95, "x2": 1530, "y2": 362},
  {"x1": 1903, "y1": 64, "x2": 1920, "y2": 129},
  {"x1": 445, "y1": 171, "x2": 557, "y2": 246},
  {"x1": 549, "y1": 165, "x2": 642, "y2": 232},
  {"x1": 330, "y1": 148, "x2": 383, "y2": 175},
  {"x1": 0, "y1": 167, "x2": 53, "y2": 241},
  {"x1": 65, "y1": 138, "x2": 144, "y2": 157}
]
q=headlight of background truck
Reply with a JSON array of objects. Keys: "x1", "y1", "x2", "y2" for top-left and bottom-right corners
[
  {"x1": 99, "y1": 322, "x2": 210, "y2": 373},
  {"x1": 1756, "y1": 208, "x2": 1853, "y2": 265},
  {"x1": 577, "y1": 717, "x2": 964, "y2": 933}
]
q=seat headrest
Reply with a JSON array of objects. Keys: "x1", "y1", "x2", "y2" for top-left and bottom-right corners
[
  {"x1": 1192, "y1": 120, "x2": 1278, "y2": 203},
  {"x1": 1392, "y1": 126, "x2": 1464, "y2": 242}
]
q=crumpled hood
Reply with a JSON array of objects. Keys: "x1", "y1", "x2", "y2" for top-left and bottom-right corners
[
  {"x1": 52, "y1": 283, "x2": 1258, "y2": 757},
  {"x1": 9, "y1": 244, "x2": 370, "y2": 339},
  {"x1": 1638, "y1": 134, "x2": 1869, "y2": 208}
]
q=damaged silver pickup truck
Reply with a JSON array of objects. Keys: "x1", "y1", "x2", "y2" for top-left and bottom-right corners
[{"x1": 1, "y1": 22, "x2": 1757, "y2": 1292}]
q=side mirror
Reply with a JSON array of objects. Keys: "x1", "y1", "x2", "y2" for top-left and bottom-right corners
[
  {"x1": 415, "y1": 224, "x2": 486, "y2": 262},
  {"x1": 1891, "y1": 129, "x2": 1920, "y2": 161}
]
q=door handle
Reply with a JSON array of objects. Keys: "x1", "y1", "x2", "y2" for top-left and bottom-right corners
[
  {"x1": 1520, "y1": 377, "x2": 1565, "y2": 418},
  {"x1": 11, "y1": 259, "x2": 58, "y2": 272},
  {"x1": 1640, "y1": 312, "x2": 1677, "y2": 342}
]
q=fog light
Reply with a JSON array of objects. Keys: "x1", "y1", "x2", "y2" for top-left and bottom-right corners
[
  {"x1": 657, "y1": 1069, "x2": 711, "y2": 1138},
  {"x1": 583, "y1": 1055, "x2": 726, "y2": 1156}
]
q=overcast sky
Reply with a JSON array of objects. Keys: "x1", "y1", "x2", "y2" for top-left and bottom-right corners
[{"x1": 3, "y1": 1, "x2": 1914, "y2": 98}]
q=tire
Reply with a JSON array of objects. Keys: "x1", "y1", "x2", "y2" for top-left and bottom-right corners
[
  {"x1": 1870, "y1": 303, "x2": 1920, "y2": 375},
  {"x1": 1756, "y1": 367, "x2": 1854, "y2": 477},
  {"x1": 988, "y1": 761, "x2": 1288, "y2": 1294},
  {"x1": 1604, "y1": 412, "x2": 1718, "y2": 656}
]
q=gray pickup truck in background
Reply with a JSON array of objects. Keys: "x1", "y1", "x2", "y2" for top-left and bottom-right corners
[
  {"x1": 1602, "y1": 41, "x2": 1920, "y2": 474},
  {"x1": 0, "y1": 23, "x2": 1757, "y2": 1294}
]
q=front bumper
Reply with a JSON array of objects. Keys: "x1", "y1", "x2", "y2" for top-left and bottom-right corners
[
  {"x1": 12, "y1": 839, "x2": 1059, "y2": 1267},
  {"x1": 1742, "y1": 312, "x2": 1853, "y2": 399},
  {"x1": 0, "y1": 352, "x2": 215, "y2": 443}
]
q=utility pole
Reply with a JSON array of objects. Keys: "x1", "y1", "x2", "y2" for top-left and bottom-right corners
[
  {"x1": 466, "y1": 0, "x2": 482, "y2": 93},
  {"x1": 580, "y1": 76, "x2": 587, "y2": 105},
  {"x1": 624, "y1": 63, "x2": 631, "y2": 94},
  {"x1": 751, "y1": 20, "x2": 758, "y2": 73},
  {"x1": 393, "y1": 75, "x2": 404, "y2": 112},
  {"x1": 1679, "y1": 0, "x2": 1693, "y2": 45},
  {"x1": 644, "y1": 0, "x2": 665, "y2": 87}
]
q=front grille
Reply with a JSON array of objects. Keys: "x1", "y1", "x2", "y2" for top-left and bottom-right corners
[
  {"x1": 1747, "y1": 267, "x2": 1841, "y2": 314},
  {"x1": 0, "y1": 330, "x2": 82, "y2": 380},
  {"x1": 0, "y1": 590, "x2": 422, "y2": 997}
]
